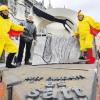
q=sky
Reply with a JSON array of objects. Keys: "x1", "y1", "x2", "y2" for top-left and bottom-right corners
[{"x1": 36, "y1": 0, "x2": 100, "y2": 21}]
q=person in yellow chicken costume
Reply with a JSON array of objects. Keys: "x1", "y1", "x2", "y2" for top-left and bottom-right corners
[
  {"x1": 73, "y1": 10, "x2": 100, "y2": 63},
  {"x1": 0, "y1": 5, "x2": 25, "y2": 68}
]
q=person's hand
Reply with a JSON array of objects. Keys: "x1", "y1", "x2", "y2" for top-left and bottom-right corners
[
  {"x1": 24, "y1": 27, "x2": 29, "y2": 32},
  {"x1": 71, "y1": 34, "x2": 75, "y2": 38},
  {"x1": 72, "y1": 34, "x2": 79, "y2": 40},
  {"x1": 71, "y1": 35, "x2": 77, "y2": 41}
]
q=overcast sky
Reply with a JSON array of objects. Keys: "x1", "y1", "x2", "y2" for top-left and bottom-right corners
[{"x1": 36, "y1": 0, "x2": 100, "y2": 21}]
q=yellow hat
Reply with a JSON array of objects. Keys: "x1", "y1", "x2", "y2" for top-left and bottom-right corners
[{"x1": 0, "y1": 5, "x2": 9, "y2": 11}]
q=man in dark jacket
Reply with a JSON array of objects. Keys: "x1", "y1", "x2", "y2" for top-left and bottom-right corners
[{"x1": 16, "y1": 15, "x2": 37, "y2": 66}]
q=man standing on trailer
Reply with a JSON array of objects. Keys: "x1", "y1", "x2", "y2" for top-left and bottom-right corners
[
  {"x1": 0, "y1": 5, "x2": 25, "y2": 68},
  {"x1": 16, "y1": 15, "x2": 37, "y2": 66},
  {"x1": 73, "y1": 10, "x2": 100, "y2": 63}
]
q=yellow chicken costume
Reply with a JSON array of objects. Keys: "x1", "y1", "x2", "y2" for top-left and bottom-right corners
[
  {"x1": 0, "y1": 5, "x2": 24, "y2": 67},
  {"x1": 74, "y1": 12, "x2": 100, "y2": 51},
  {"x1": 73, "y1": 10, "x2": 100, "y2": 63}
]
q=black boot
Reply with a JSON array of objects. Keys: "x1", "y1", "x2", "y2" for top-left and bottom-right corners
[
  {"x1": 25, "y1": 61, "x2": 32, "y2": 65},
  {"x1": 79, "y1": 51, "x2": 85, "y2": 60},
  {"x1": 6, "y1": 53, "x2": 16, "y2": 68}
]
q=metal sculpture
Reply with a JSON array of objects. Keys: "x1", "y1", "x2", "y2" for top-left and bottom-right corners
[{"x1": 33, "y1": 5, "x2": 74, "y2": 33}]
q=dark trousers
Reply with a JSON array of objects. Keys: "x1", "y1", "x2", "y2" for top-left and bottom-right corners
[
  {"x1": 17, "y1": 37, "x2": 32, "y2": 63},
  {"x1": 6, "y1": 53, "x2": 15, "y2": 66}
]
